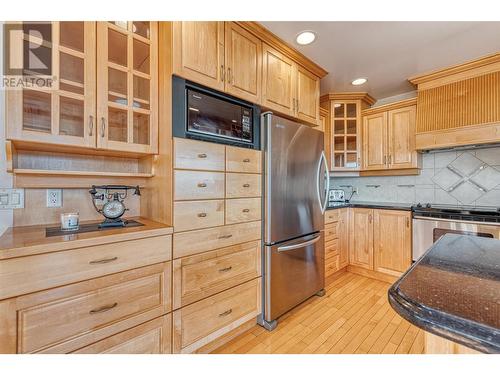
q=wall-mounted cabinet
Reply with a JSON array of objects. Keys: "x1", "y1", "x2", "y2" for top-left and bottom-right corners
[
  {"x1": 6, "y1": 21, "x2": 159, "y2": 156},
  {"x1": 173, "y1": 21, "x2": 326, "y2": 126},
  {"x1": 320, "y1": 93, "x2": 375, "y2": 171},
  {"x1": 361, "y1": 99, "x2": 420, "y2": 173}
]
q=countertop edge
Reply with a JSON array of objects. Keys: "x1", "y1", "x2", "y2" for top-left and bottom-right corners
[
  {"x1": 388, "y1": 279, "x2": 499, "y2": 354},
  {"x1": 326, "y1": 202, "x2": 412, "y2": 211}
]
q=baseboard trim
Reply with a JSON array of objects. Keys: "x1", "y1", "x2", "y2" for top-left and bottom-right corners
[
  {"x1": 200, "y1": 317, "x2": 257, "y2": 354},
  {"x1": 346, "y1": 265, "x2": 399, "y2": 284}
]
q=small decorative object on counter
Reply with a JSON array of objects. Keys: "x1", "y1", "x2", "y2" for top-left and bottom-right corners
[
  {"x1": 89, "y1": 185, "x2": 141, "y2": 229},
  {"x1": 60, "y1": 212, "x2": 79, "y2": 231}
]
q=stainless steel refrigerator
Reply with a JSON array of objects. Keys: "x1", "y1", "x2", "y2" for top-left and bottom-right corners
[{"x1": 259, "y1": 112, "x2": 330, "y2": 330}]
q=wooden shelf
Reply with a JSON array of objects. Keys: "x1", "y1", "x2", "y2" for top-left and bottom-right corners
[{"x1": 12, "y1": 169, "x2": 153, "y2": 178}]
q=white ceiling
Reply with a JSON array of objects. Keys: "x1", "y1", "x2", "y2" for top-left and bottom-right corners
[{"x1": 260, "y1": 22, "x2": 500, "y2": 100}]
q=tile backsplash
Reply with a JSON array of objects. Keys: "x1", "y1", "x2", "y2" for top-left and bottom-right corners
[{"x1": 331, "y1": 147, "x2": 500, "y2": 207}]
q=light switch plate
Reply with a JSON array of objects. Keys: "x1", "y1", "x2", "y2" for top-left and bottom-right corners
[
  {"x1": 47, "y1": 189, "x2": 63, "y2": 208},
  {"x1": 0, "y1": 188, "x2": 25, "y2": 209}
]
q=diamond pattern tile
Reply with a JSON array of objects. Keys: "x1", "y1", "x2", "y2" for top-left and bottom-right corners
[
  {"x1": 449, "y1": 153, "x2": 484, "y2": 176},
  {"x1": 432, "y1": 168, "x2": 462, "y2": 191},
  {"x1": 450, "y1": 182, "x2": 484, "y2": 204},
  {"x1": 470, "y1": 166, "x2": 500, "y2": 191}
]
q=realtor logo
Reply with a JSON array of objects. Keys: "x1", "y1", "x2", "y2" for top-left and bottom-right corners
[{"x1": 3, "y1": 22, "x2": 55, "y2": 90}]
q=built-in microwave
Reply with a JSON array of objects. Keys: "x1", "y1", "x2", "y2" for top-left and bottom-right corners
[{"x1": 172, "y1": 76, "x2": 260, "y2": 149}]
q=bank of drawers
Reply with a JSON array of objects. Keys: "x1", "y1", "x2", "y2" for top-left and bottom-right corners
[
  {"x1": 172, "y1": 138, "x2": 263, "y2": 353},
  {"x1": 7, "y1": 262, "x2": 171, "y2": 354},
  {"x1": 324, "y1": 209, "x2": 348, "y2": 277}
]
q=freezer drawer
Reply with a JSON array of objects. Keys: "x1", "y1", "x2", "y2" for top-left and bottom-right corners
[{"x1": 263, "y1": 232, "x2": 325, "y2": 322}]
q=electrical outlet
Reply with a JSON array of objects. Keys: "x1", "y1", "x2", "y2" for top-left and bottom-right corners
[{"x1": 47, "y1": 189, "x2": 63, "y2": 208}]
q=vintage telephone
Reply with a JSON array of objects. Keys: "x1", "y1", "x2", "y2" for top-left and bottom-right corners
[{"x1": 89, "y1": 185, "x2": 141, "y2": 228}]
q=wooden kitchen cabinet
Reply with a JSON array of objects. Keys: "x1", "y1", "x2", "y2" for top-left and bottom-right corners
[
  {"x1": 349, "y1": 208, "x2": 374, "y2": 270},
  {"x1": 224, "y1": 22, "x2": 262, "y2": 104},
  {"x1": 6, "y1": 22, "x2": 96, "y2": 148},
  {"x1": 361, "y1": 99, "x2": 419, "y2": 172},
  {"x1": 296, "y1": 65, "x2": 320, "y2": 125},
  {"x1": 373, "y1": 209, "x2": 412, "y2": 276},
  {"x1": 172, "y1": 21, "x2": 225, "y2": 91},
  {"x1": 338, "y1": 208, "x2": 349, "y2": 268}
]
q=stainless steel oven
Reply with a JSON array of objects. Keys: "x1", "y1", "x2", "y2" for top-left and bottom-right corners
[{"x1": 412, "y1": 216, "x2": 500, "y2": 261}]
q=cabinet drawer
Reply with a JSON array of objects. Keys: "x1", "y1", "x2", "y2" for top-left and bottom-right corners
[
  {"x1": 325, "y1": 255, "x2": 340, "y2": 277},
  {"x1": 225, "y1": 198, "x2": 261, "y2": 224},
  {"x1": 226, "y1": 173, "x2": 261, "y2": 198},
  {"x1": 174, "y1": 138, "x2": 225, "y2": 171},
  {"x1": 173, "y1": 221, "x2": 261, "y2": 258},
  {"x1": 0, "y1": 235, "x2": 171, "y2": 300},
  {"x1": 173, "y1": 240, "x2": 261, "y2": 309},
  {"x1": 174, "y1": 200, "x2": 224, "y2": 232},
  {"x1": 226, "y1": 146, "x2": 261, "y2": 173},
  {"x1": 15, "y1": 263, "x2": 170, "y2": 353},
  {"x1": 173, "y1": 278, "x2": 261, "y2": 353},
  {"x1": 174, "y1": 170, "x2": 225, "y2": 201},
  {"x1": 325, "y1": 210, "x2": 340, "y2": 224},
  {"x1": 325, "y1": 239, "x2": 339, "y2": 259},
  {"x1": 73, "y1": 315, "x2": 172, "y2": 354},
  {"x1": 324, "y1": 222, "x2": 339, "y2": 239}
]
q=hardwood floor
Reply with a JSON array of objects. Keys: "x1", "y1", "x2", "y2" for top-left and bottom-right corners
[{"x1": 212, "y1": 271, "x2": 424, "y2": 354}]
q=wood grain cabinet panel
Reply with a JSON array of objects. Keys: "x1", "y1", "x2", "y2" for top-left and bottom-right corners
[
  {"x1": 224, "y1": 22, "x2": 262, "y2": 104},
  {"x1": 173, "y1": 221, "x2": 261, "y2": 259},
  {"x1": 174, "y1": 200, "x2": 225, "y2": 232},
  {"x1": 172, "y1": 240, "x2": 261, "y2": 309},
  {"x1": 338, "y1": 208, "x2": 349, "y2": 268},
  {"x1": 225, "y1": 146, "x2": 261, "y2": 173},
  {"x1": 225, "y1": 198, "x2": 261, "y2": 224},
  {"x1": 324, "y1": 209, "x2": 340, "y2": 224},
  {"x1": 73, "y1": 314, "x2": 172, "y2": 354},
  {"x1": 388, "y1": 106, "x2": 417, "y2": 169},
  {"x1": 172, "y1": 21, "x2": 224, "y2": 91},
  {"x1": 349, "y1": 208, "x2": 374, "y2": 270},
  {"x1": 363, "y1": 113, "x2": 387, "y2": 170},
  {"x1": 296, "y1": 65, "x2": 320, "y2": 126},
  {"x1": 324, "y1": 222, "x2": 339, "y2": 239},
  {"x1": 373, "y1": 210, "x2": 411, "y2": 276},
  {"x1": 174, "y1": 138, "x2": 225, "y2": 171},
  {"x1": 0, "y1": 235, "x2": 172, "y2": 300},
  {"x1": 325, "y1": 239, "x2": 339, "y2": 260},
  {"x1": 174, "y1": 170, "x2": 225, "y2": 201},
  {"x1": 225, "y1": 173, "x2": 261, "y2": 198},
  {"x1": 173, "y1": 278, "x2": 261, "y2": 353},
  {"x1": 261, "y1": 43, "x2": 295, "y2": 117}
]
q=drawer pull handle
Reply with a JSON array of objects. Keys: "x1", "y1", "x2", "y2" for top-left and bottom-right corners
[
  {"x1": 89, "y1": 302, "x2": 118, "y2": 314},
  {"x1": 218, "y1": 234, "x2": 233, "y2": 239},
  {"x1": 197, "y1": 183, "x2": 207, "y2": 188},
  {"x1": 219, "y1": 308, "x2": 232, "y2": 317},
  {"x1": 198, "y1": 212, "x2": 207, "y2": 218},
  {"x1": 242, "y1": 183, "x2": 250, "y2": 188},
  {"x1": 242, "y1": 208, "x2": 250, "y2": 213},
  {"x1": 243, "y1": 158, "x2": 251, "y2": 163},
  {"x1": 89, "y1": 256, "x2": 118, "y2": 265},
  {"x1": 219, "y1": 266, "x2": 233, "y2": 273},
  {"x1": 197, "y1": 153, "x2": 207, "y2": 158}
]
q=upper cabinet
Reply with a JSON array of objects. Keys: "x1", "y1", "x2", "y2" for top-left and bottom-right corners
[
  {"x1": 172, "y1": 22, "x2": 225, "y2": 91},
  {"x1": 6, "y1": 21, "x2": 159, "y2": 155},
  {"x1": 409, "y1": 53, "x2": 500, "y2": 150},
  {"x1": 6, "y1": 22, "x2": 97, "y2": 149},
  {"x1": 97, "y1": 22, "x2": 158, "y2": 154},
  {"x1": 172, "y1": 22, "x2": 327, "y2": 126},
  {"x1": 361, "y1": 99, "x2": 420, "y2": 172},
  {"x1": 320, "y1": 93, "x2": 375, "y2": 171}
]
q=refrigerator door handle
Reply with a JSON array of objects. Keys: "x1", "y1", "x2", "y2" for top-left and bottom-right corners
[
  {"x1": 316, "y1": 151, "x2": 330, "y2": 214},
  {"x1": 277, "y1": 233, "x2": 321, "y2": 252}
]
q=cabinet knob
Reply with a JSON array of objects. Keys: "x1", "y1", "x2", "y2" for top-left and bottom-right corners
[
  {"x1": 197, "y1": 182, "x2": 207, "y2": 188},
  {"x1": 220, "y1": 65, "x2": 225, "y2": 82},
  {"x1": 242, "y1": 208, "x2": 250, "y2": 213},
  {"x1": 197, "y1": 212, "x2": 207, "y2": 218},
  {"x1": 88, "y1": 115, "x2": 94, "y2": 136},
  {"x1": 197, "y1": 153, "x2": 207, "y2": 159},
  {"x1": 219, "y1": 308, "x2": 232, "y2": 317},
  {"x1": 243, "y1": 158, "x2": 251, "y2": 163},
  {"x1": 242, "y1": 183, "x2": 250, "y2": 188},
  {"x1": 100, "y1": 117, "x2": 106, "y2": 138}
]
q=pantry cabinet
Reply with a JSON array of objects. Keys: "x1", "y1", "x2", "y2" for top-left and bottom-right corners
[
  {"x1": 362, "y1": 99, "x2": 419, "y2": 172},
  {"x1": 6, "y1": 21, "x2": 159, "y2": 155}
]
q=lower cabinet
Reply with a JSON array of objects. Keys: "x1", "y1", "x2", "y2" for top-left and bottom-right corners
[
  {"x1": 73, "y1": 315, "x2": 172, "y2": 354},
  {"x1": 324, "y1": 208, "x2": 349, "y2": 277},
  {"x1": 173, "y1": 278, "x2": 261, "y2": 353},
  {"x1": 348, "y1": 208, "x2": 411, "y2": 278}
]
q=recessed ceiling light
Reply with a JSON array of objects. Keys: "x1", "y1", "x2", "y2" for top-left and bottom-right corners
[
  {"x1": 351, "y1": 78, "x2": 367, "y2": 86},
  {"x1": 296, "y1": 31, "x2": 316, "y2": 45}
]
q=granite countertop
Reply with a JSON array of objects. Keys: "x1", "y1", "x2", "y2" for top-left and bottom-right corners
[
  {"x1": 388, "y1": 234, "x2": 500, "y2": 353},
  {"x1": 0, "y1": 217, "x2": 173, "y2": 260},
  {"x1": 327, "y1": 201, "x2": 412, "y2": 211}
]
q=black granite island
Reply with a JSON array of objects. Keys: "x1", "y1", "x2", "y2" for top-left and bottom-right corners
[{"x1": 388, "y1": 234, "x2": 500, "y2": 354}]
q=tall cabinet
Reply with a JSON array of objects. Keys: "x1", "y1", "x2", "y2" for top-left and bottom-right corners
[{"x1": 320, "y1": 93, "x2": 375, "y2": 171}]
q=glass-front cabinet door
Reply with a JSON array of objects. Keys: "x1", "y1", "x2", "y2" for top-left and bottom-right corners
[
  {"x1": 331, "y1": 101, "x2": 361, "y2": 170},
  {"x1": 96, "y1": 22, "x2": 158, "y2": 154},
  {"x1": 6, "y1": 22, "x2": 96, "y2": 148}
]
